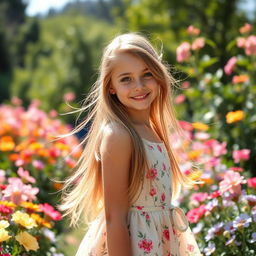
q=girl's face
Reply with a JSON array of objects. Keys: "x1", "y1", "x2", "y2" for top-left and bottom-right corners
[{"x1": 110, "y1": 52, "x2": 159, "y2": 114}]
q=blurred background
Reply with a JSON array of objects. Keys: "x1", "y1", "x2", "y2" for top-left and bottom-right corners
[{"x1": 1, "y1": 1, "x2": 256, "y2": 255}]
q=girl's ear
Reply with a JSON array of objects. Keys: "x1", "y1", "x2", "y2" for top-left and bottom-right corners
[{"x1": 109, "y1": 88, "x2": 116, "y2": 94}]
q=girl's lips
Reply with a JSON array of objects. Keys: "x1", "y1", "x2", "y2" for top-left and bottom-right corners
[{"x1": 131, "y1": 93, "x2": 150, "y2": 100}]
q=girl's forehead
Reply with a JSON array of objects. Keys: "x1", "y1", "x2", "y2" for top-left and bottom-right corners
[{"x1": 111, "y1": 52, "x2": 148, "y2": 76}]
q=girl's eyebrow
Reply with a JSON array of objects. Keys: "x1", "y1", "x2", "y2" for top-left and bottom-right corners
[{"x1": 117, "y1": 68, "x2": 148, "y2": 78}]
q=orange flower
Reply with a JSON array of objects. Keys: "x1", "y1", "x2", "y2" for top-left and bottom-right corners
[
  {"x1": 188, "y1": 150, "x2": 202, "y2": 161},
  {"x1": 226, "y1": 110, "x2": 245, "y2": 123},
  {"x1": 16, "y1": 141, "x2": 30, "y2": 151},
  {"x1": 0, "y1": 201, "x2": 16, "y2": 209},
  {"x1": 232, "y1": 74, "x2": 249, "y2": 84},
  {"x1": 31, "y1": 213, "x2": 53, "y2": 229},
  {"x1": 53, "y1": 182, "x2": 63, "y2": 190},
  {"x1": 192, "y1": 122, "x2": 209, "y2": 131},
  {"x1": 37, "y1": 148, "x2": 49, "y2": 157},
  {"x1": 9, "y1": 153, "x2": 19, "y2": 161},
  {"x1": 0, "y1": 136, "x2": 15, "y2": 151},
  {"x1": 201, "y1": 177, "x2": 213, "y2": 185}
]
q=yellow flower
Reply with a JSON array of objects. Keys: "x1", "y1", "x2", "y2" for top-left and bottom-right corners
[
  {"x1": 0, "y1": 201, "x2": 16, "y2": 208},
  {"x1": 21, "y1": 202, "x2": 41, "y2": 212},
  {"x1": 15, "y1": 231, "x2": 39, "y2": 252},
  {"x1": 226, "y1": 110, "x2": 245, "y2": 124},
  {"x1": 0, "y1": 136, "x2": 15, "y2": 151},
  {"x1": 188, "y1": 169, "x2": 203, "y2": 181},
  {"x1": 192, "y1": 122, "x2": 209, "y2": 131},
  {"x1": 0, "y1": 220, "x2": 10, "y2": 229},
  {"x1": 188, "y1": 150, "x2": 202, "y2": 161},
  {"x1": 12, "y1": 211, "x2": 38, "y2": 229},
  {"x1": 0, "y1": 228, "x2": 11, "y2": 242}
]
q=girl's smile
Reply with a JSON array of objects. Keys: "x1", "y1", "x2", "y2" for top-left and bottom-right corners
[{"x1": 110, "y1": 52, "x2": 159, "y2": 118}]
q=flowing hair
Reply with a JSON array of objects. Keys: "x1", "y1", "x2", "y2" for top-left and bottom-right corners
[{"x1": 57, "y1": 32, "x2": 203, "y2": 228}]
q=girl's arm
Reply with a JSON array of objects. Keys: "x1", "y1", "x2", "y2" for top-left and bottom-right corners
[{"x1": 100, "y1": 123, "x2": 133, "y2": 256}]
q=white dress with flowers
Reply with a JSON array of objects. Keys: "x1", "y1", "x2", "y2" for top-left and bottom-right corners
[{"x1": 76, "y1": 139, "x2": 202, "y2": 256}]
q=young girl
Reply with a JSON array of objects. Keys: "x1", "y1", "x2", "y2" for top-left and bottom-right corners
[{"x1": 58, "y1": 32, "x2": 203, "y2": 256}]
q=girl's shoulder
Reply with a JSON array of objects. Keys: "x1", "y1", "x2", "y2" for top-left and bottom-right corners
[{"x1": 100, "y1": 121, "x2": 132, "y2": 150}]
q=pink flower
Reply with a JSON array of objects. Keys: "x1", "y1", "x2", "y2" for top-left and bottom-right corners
[
  {"x1": 163, "y1": 229, "x2": 170, "y2": 240},
  {"x1": 245, "y1": 35, "x2": 256, "y2": 56},
  {"x1": 219, "y1": 170, "x2": 247, "y2": 195},
  {"x1": 187, "y1": 204, "x2": 207, "y2": 223},
  {"x1": 146, "y1": 168, "x2": 158, "y2": 180},
  {"x1": 224, "y1": 56, "x2": 237, "y2": 75},
  {"x1": 194, "y1": 132, "x2": 210, "y2": 140},
  {"x1": 229, "y1": 166, "x2": 244, "y2": 172},
  {"x1": 0, "y1": 170, "x2": 6, "y2": 183},
  {"x1": 179, "y1": 121, "x2": 193, "y2": 131},
  {"x1": 176, "y1": 42, "x2": 191, "y2": 63},
  {"x1": 11, "y1": 96, "x2": 22, "y2": 106},
  {"x1": 157, "y1": 145, "x2": 162, "y2": 153},
  {"x1": 63, "y1": 92, "x2": 75, "y2": 102},
  {"x1": 190, "y1": 192, "x2": 208, "y2": 203},
  {"x1": 161, "y1": 193, "x2": 166, "y2": 202},
  {"x1": 138, "y1": 238, "x2": 153, "y2": 253},
  {"x1": 239, "y1": 23, "x2": 253, "y2": 34},
  {"x1": 187, "y1": 25, "x2": 200, "y2": 36},
  {"x1": 2, "y1": 178, "x2": 39, "y2": 204},
  {"x1": 39, "y1": 203, "x2": 62, "y2": 221},
  {"x1": 181, "y1": 81, "x2": 190, "y2": 89},
  {"x1": 236, "y1": 37, "x2": 247, "y2": 48},
  {"x1": 232, "y1": 149, "x2": 250, "y2": 163},
  {"x1": 32, "y1": 160, "x2": 45, "y2": 170},
  {"x1": 191, "y1": 37, "x2": 205, "y2": 50},
  {"x1": 149, "y1": 188, "x2": 157, "y2": 197},
  {"x1": 174, "y1": 94, "x2": 186, "y2": 104},
  {"x1": 49, "y1": 109, "x2": 58, "y2": 118},
  {"x1": 17, "y1": 167, "x2": 36, "y2": 184},
  {"x1": 247, "y1": 177, "x2": 256, "y2": 188}
]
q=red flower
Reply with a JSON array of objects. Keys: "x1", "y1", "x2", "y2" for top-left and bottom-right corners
[
  {"x1": 187, "y1": 244, "x2": 195, "y2": 252},
  {"x1": 146, "y1": 168, "x2": 158, "y2": 180},
  {"x1": 138, "y1": 238, "x2": 153, "y2": 253},
  {"x1": 157, "y1": 145, "x2": 162, "y2": 153},
  {"x1": 161, "y1": 193, "x2": 166, "y2": 202},
  {"x1": 248, "y1": 177, "x2": 256, "y2": 188},
  {"x1": 149, "y1": 188, "x2": 156, "y2": 197},
  {"x1": 0, "y1": 204, "x2": 13, "y2": 214},
  {"x1": 186, "y1": 204, "x2": 207, "y2": 223},
  {"x1": 39, "y1": 203, "x2": 62, "y2": 221},
  {"x1": 163, "y1": 229, "x2": 170, "y2": 240},
  {"x1": 207, "y1": 190, "x2": 221, "y2": 199},
  {"x1": 135, "y1": 206, "x2": 144, "y2": 210}
]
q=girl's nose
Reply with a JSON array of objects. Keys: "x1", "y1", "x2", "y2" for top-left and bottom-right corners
[{"x1": 134, "y1": 78, "x2": 145, "y2": 90}]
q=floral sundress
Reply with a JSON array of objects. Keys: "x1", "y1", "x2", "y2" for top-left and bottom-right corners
[{"x1": 76, "y1": 138, "x2": 202, "y2": 256}]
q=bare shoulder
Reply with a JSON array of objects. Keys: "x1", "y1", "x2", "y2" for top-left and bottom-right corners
[{"x1": 100, "y1": 122, "x2": 132, "y2": 153}]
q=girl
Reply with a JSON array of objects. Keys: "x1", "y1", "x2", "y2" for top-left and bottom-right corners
[{"x1": 58, "y1": 32, "x2": 203, "y2": 256}]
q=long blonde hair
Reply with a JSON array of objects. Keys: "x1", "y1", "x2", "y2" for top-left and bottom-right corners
[{"x1": 58, "y1": 32, "x2": 203, "y2": 228}]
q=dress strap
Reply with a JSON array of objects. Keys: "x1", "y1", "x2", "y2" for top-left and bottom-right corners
[{"x1": 129, "y1": 204, "x2": 189, "y2": 232}]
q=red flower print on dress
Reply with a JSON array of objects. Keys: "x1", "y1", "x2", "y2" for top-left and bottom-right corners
[
  {"x1": 136, "y1": 206, "x2": 144, "y2": 210},
  {"x1": 162, "y1": 162, "x2": 166, "y2": 171},
  {"x1": 138, "y1": 238, "x2": 153, "y2": 253},
  {"x1": 147, "y1": 145, "x2": 154, "y2": 150},
  {"x1": 161, "y1": 192, "x2": 166, "y2": 202},
  {"x1": 146, "y1": 168, "x2": 158, "y2": 179},
  {"x1": 149, "y1": 188, "x2": 157, "y2": 196},
  {"x1": 157, "y1": 145, "x2": 162, "y2": 152},
  {"x1": 163, "y1": 229, "x2": 170, "y2": 240},
  {"x1": 173, "y1": 228, "x2": 177, "y2": 235},
  {"x1": 187, "y1": 244, "x2": 195, "y2": 252}
]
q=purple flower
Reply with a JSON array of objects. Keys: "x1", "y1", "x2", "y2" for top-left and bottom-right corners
[
  {"x1": 204, "y1": 242, "x2": 216, "y2": 255},
  {"x1": 233, "y1": 213, "x2": 252, "y2": 228},
  {"x1": 224, "y1": 221, "x2": 236, "y2": 234},
  {"x1": 206, "y1": 222, "x2": 224, "y2": 241},
  {"x1": 192, "y1": 222, "x2": 204, "y2": 234},
  {"x1": 249, "y1": 232, "x2": 256, "y2": 243},
  {"x1": 225, "y1": 235, "x2": 236, "y2": 246},
  {"x1": 205, "y1": 198, "x2": 218, "y2": 211}
]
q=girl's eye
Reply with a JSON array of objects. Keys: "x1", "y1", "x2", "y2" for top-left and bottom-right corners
[
  {"x1": 143, "y1": 72, "x2": 153, "y2": 78},
  {"x1": 120, "y1": 76, "x2": 131, "y2": 83}
]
